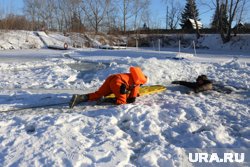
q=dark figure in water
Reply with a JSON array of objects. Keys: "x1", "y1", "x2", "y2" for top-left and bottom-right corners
[{"x1": 172, "y1": 75, "x2": 213, "y2": 93}]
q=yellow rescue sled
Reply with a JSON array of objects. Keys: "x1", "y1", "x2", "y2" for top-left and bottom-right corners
[{"x1": 105, "y1": 85, "x2": 166, "y2": 98}]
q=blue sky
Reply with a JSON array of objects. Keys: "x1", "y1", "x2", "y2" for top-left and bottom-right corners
[
  {"x1": 0, "y1": 0, "x2": 23, "y2": 15},
  {"x1": 0, "y1": 0, "x2": 214, "y2": 28}
]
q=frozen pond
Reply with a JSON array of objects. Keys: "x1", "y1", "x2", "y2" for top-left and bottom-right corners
[{"x1": 0, "y1": 49, "x2": 106, "y2": 72}]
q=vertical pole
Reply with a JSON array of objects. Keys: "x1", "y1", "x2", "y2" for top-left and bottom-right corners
[
  {"x1": 158, "y1": 39, "x2": 161, "y2": 52},
  {"x1": 136, "y1": 38, "x2": 138, "y2": 51},
  {"x1": 179, "y1": 40, "x2": 181, "y2": 54},
  {"x1": 193, "y1": 40, "x2": 197, "y2": 56}
]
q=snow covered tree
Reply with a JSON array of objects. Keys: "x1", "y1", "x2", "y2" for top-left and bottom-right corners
[{"x1": 180, "y1": 0, "x2": 199, "y2": 29}]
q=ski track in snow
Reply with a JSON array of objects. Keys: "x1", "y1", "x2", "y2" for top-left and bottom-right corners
[{"x1": 0, "y1": 48, "x2": 249, "y2": 167}]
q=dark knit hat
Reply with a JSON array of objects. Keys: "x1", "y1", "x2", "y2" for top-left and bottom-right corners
[{"x1": 196, "y1": 75, "x2": 208, "y2": 82}]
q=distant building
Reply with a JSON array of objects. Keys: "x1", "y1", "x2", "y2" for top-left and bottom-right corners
[
  {"x1": 234, "y1": 22, "x2": 250, "y2": 29},
  {"x1": 245, "y1": 23, "x2": 250, "y2": 29},
  {"x1": 183, "y1": 18, "x2": 203, "y2": 30},
  {"x1": 233, "y1": 22, "x2": 250, "y2": 35}
]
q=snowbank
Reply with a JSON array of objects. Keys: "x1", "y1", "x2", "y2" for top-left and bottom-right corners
[
  {"x1": 197, "y1": 34, "x2": 250, "y2": 52},
  {"x1": 1, "y1": 30, "x2": 250, "y2": 52},
  {"x1": 0, "y1": 30, "x2": 43, "y2": 50}
]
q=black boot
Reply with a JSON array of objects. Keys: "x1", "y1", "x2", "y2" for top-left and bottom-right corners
[{"x1": 69, "y1": 94, "x2": 88, "y2": 108}]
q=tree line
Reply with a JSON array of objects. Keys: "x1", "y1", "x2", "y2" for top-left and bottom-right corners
[
  {"x1": 0, "y1": 0, "x2": 249, "y2": 43},
  {"x1": 20, "y1": 0, "x2": 150, "y2": 34}
]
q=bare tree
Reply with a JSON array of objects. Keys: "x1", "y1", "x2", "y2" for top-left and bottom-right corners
[
  {"x1": 53, "y1": 0, "x2": 79, "y2": 32},
  {"x1": 235, "y1": 0, "x2": 247, "y2": 24},
  {"x1": 24, "y1": 0, "x2": 85, "y2": 32},
  {"x1": 65, "y1": 0, "x2": 84, "y2": 32},
  {"x1": 217, "y1": 0, "x2": 241, "y2": 43},
  {"x1": 74, "y1": 0, "x2": 85, "y2": 32},
  {"x1": 43, "y1": 0, "x2": 56, "y2": 30},
  {"x1": 164, "y1": 0, "x2": 182, "y2": 30},
  {"x1": 133, "y1": 0, "x2": 150, "y2": 31},
  {"x1": 191, "y1": 0, "x2": 201, "y2": 39},
  {"x1": 105, "y1": 1, "x2": 121, "y2": 33},
  {"x1": 23, "y1": 0, "x2": 39, "y2": 30},
  {"x1": 200, "y1": 0, "x2": 246, "y2": 42},
  {"x1": 60, "y1": 0, "x2": 73, "y2": 31},
  {"x1": 81, "y1": 0, "x2": 110, "y2": 33},
  {"x1": 54, "y1": 0, "x2": 67, "y2": 31},
  {"x1": 115, "y1": 0, "x2": 150, "y2": 33},
  {"x1": 23, "y1": 0, "x2": 56, "y2": 30},
  {"x1": 119, "y1": 0, "x2": 134, "y2": 33},
  {"x1": 33, "y1": 0, "x2": 55, "y2": 30},
  {"x1": 140, "y1": 5, "x2": 151, "y2": 30}
]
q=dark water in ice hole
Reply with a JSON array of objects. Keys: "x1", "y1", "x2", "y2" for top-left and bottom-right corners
[{"x1": 67, "y1": 61, "x2": 108, "y2": 83}]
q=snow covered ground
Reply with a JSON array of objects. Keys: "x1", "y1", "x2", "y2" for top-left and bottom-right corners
[
  {"x1": 0, "y1": 30, "x2": 43, "y2": 50},
  {"x1": 0, "y1": 30, "x2": 70, "y2": 50},
  {"x1": 0, "y1": 46, "x2": 249, "y2": 167}
]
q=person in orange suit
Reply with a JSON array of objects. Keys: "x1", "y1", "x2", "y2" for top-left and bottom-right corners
[{"x1": 69, "y1": 67, "x2": 148, "y2": 108}]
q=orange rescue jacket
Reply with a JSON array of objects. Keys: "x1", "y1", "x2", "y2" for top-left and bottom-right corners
[
  {"x1": 88, "y1": 73, "x2": 139, "y2": 104},
  {"x1": 88, "y1": 67, "x2": 147, "y2": 105}
]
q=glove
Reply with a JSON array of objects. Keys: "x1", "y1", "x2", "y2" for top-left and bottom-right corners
[
  {"x1": 127, "y1": 97, "x2": 136, "y2": 103},
  {"x1": 120, "y1": 84, "x2": 127, "y2": 94},
  {"x1": 172, "y1": 81, "x2": 180, "y2": 84}
]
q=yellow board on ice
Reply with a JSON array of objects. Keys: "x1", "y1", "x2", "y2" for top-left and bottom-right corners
[{"x1": 105, "y1": 85, "x2": 166, "y2": 98}]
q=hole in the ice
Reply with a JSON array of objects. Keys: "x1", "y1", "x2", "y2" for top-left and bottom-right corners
[
  {"x1": 25, "y1": 124, "x2": 36, "y2": 134},
  {"x1": 67, "y1": 61, "x2": 108, "y2": 82}
]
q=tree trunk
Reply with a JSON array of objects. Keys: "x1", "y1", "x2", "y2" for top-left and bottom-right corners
[
  {"x1": 194, "y1": 19, "x2": 201, "y2": 39},
  {"x1": 191, "y1": 0, "x2": 201, "y2": 39},
  {"x1": 219, "y1": 0, "x2": 241, "y2": 43},
  {"x1": 123, "y1": 0, "x2": 126, "y2": 33}
]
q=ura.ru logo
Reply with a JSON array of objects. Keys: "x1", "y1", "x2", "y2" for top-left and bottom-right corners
[{"x1": 188, "y1": 152, "x2": 245, "y2": 163}]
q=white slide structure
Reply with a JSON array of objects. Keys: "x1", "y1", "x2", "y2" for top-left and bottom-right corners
[{"x1": 36, "y1": 31, "x2": 68, "y2": 50}]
